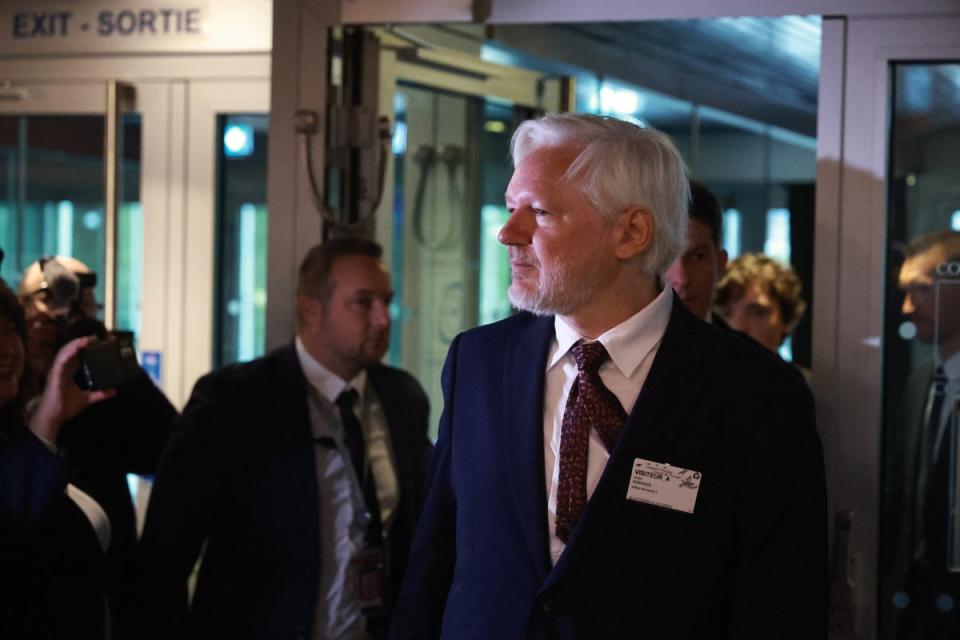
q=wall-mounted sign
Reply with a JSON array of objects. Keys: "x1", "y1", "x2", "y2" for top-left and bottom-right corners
[
  {"x1": 341, "y1": 0, "x2": 480, "y2": 24},
  {"x1": 0, "y1": 0, "x2": 272, "y2": 55},
  {"x1": 141, "y1": 350, "x2": 163, "y2": 388}
]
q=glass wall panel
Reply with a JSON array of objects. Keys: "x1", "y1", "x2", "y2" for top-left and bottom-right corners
[
  {"x1": 696, "y1": 107, "x2": 815, "y2": 365},
  {"x1": 880, "y1": 62, "x2": 960, "y2": 639},
  {"x1": 116, "y1": 115, "x2": 143, "y2": 336},
  {"x1": 0, "y1": 115, "x2": 106, "y2": 293},
  {"x1": 215, "y1": 114, "x2": 269, "y2": 366},
  {"x1": 387, "y1": 85, "x2": 521, "y2": 434},
  {"x1": 0, "y1": 115, "x2": 141, "y2": 337}
]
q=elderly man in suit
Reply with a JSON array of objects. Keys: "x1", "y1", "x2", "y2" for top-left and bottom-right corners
[
  {"x1": 139, "y1": 237, "x2": 431, "y2": 640},
  {"x1": 390, "y1": 114, "x2": 827, "y2": 639}
]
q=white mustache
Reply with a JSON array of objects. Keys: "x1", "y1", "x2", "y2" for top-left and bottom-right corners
[{"x1": 508, "y1": 249, "x2": 540, "y2": 267}]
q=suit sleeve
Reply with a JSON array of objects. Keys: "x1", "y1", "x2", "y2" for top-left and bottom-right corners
[
  {"x1": 112, "y1": 370, "x2": 179, "y2": 475},
  {"x1": 728, "y1": 372, "x2": 829, "y2": 639},
  {"x1": 135, "y1": 374, "x2": 227, "y2": 639},
  {"x1": 389, "y1": 335, "x2": 461, "y2": 639}
]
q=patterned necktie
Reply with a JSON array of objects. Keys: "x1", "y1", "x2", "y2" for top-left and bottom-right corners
[{"x1": 555, "y1": 341, "x2": 627, "y2": 542}]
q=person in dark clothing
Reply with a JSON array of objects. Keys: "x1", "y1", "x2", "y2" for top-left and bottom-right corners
[
  {"x1": 139, "y1": 238, "x2": 431, "y2": 640},
  {"x1": 18, "y1": 257, "x2": 179, "y2": 639},
  {"x1": 390, "y1": 114, "x2": 826, "y2": 640},
  {"x1": 664, "y1": 180, "x2": 729, "y2": 327},
  {"x1": 1, "y1": 276, "x2": 116, "y2": 639},
  {"x1": 883, "y1": 231, "x2": 960, "y2": 639}
]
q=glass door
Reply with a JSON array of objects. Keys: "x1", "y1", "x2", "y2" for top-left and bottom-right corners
[
  {"x1": 0, "y1": 77, "x2": 270, "y2": 408},
  {"x1": 0, "y1": 82, "x2": 142, "y2": 330},
  {"x1": 372, "y1": 31, "x2": 551, "y2": 434},
  {"x1": 818, "y1": 15, "x2": 960, "y2": 639},
  {"x1": 179, "y1": 80, "x2": 269, "y2": 398},
  {"x1": 879, "y1": 60, "x2": 960, "y2": 640}
]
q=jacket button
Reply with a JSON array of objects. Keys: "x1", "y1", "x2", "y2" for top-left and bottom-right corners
[{"x1": 541, "y1": 599, "x2": 554, "y2": 613}]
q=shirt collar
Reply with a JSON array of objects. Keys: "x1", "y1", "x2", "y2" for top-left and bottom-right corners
[
  {"x1": 295, "y1": 336, "x2": 367, "y2": 404},
  {"x1": 548, "y1": 286, "x2": 673, "y2": 377}
]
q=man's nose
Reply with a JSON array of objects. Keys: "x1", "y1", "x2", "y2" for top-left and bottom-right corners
[
  {"x1": 901, "y1": 292, "x2": 915, "y2": 316},
  {"x1": 372, "y1": 300, "x2": 391, "y2": 328},
  {"x1": 498, "y1": 209, "x2": 533, "y2": 246}
]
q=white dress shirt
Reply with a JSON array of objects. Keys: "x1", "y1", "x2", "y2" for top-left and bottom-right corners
[
  {"x1": 66, "y1": 484, "x2": 111, "y2": 553},
  {"x1": 296, "y1": 337, "x2": 398, "y2": 640},
  {"x1": 543, "y1": 287, "x2": 673, "y2": 565}
]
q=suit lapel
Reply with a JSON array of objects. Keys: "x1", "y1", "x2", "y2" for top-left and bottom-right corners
[
  {"x1": 270, "y1": 345, "x2": 321, "y2": 564},
  {"x1": 544, "y1": 297, "x2": 712, "y2": 589},
  {"x1": 504, "y1": 315, "x2": 555, "y2": 581}
]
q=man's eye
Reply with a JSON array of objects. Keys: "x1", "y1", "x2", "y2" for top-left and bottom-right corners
[
  {"x1": 354, "y1": 298, "x2": 373, "y2": 308},
  {"x1": 533, "y1": 208, "x2": 551, "y2": 217}
]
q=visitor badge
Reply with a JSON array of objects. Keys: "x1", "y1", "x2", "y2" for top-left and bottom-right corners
[{"x1": 625, "y1": 458, "x2": 701, "y2": 513}]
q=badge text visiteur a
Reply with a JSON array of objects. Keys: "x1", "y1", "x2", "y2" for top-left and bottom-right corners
[{"x1": 626, "y1": 457, "x2": 701, "y2": 514}]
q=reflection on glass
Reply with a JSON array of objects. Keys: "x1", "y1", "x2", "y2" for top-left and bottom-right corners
[
  {"x1": 116, "y1": 115, "x2": 143, "y2": 336},
  {"x1": 0, "y1": 116, "x2": 106, "y2": 296},
  {"x1": 0, "y1": 115, "x2": 142, "y2": 337},
  {"x1": 880, "y1": 62, "x2": 960, "y2": 639},
  {"x1": 383, "y1": 87, "x2": 518, "y2": 436},
  {"x1": 215, "y1": 114, "x2": 269, "y2": 366}
]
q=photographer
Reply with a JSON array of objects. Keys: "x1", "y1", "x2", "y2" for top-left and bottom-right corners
[
  {"x1": 18, "y1": 256, "x2": 179, "y2": 639},
  {"x1": 1, "y1": 276, "x2": 115, "y2": 638}
]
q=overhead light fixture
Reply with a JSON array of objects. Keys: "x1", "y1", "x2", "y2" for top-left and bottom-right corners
[{"x1": 599, "y1": 85, "x2": 643, "y2": 115}]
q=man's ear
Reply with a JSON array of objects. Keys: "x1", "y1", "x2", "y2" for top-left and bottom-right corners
[
  {"x1": 717, "y1": 248, "x2": 729, "y2": 273},
  {"x1": 613, "y1": 206, "x2": 655, "y2": 260},
  {"x1": 297, "y1": 294, "x2": 322, "y2": 325}
]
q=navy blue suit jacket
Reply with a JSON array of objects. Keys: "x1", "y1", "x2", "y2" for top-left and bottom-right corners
[
  {"x1": 138, "y1": 344, "x2": 431, "y2": 639},
  {"x1": 1, "y1": 428, "x2": 108, "y2": 639},
  {"x1": 391, "y1": 295, "x2": 827, "y2": 639}
]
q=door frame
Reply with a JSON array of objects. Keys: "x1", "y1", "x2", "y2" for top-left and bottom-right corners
[
  {"x1": 812, "y1": 15, "x2": 960, "y2": 637},
  {"x1": 0, "y1": 54, "x2": 270, "y2": 407}
]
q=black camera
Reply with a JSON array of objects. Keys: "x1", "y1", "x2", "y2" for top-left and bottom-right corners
[{"x1": 74, "y1": 336, "x2": 141, "y2": 391}]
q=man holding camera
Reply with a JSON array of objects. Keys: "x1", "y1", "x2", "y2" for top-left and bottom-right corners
[{"x1": 18, "y1": 255, "x2": 179, "y2": 640}]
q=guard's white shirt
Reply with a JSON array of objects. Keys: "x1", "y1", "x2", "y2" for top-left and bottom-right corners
[
  {"x1": 296, "y1": 338, "x2": 398, "y2": 640},
  {"x1": 542, "y1": 287, "x2": 672, "y2": 566}
]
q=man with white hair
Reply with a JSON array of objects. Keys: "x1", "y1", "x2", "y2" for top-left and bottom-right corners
[{"x1": 390, "y1": 114, "x2": 827, "y2": 639}]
